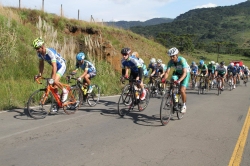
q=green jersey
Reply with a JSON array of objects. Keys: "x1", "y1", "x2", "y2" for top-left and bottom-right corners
[
  {"x1": 198, "y1": 64, "x2": 208, "y2": 72},
  {"x1": 207, "y1": 64, "x2": 216, "y2": 71},
  {"x1": 167, "y1": 56, "x2": 190, "y2": 75}
]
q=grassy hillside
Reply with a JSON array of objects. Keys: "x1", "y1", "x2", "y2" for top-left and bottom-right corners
[{"x1": 0, "y1": 6, "x2": 249, "y2": 110}]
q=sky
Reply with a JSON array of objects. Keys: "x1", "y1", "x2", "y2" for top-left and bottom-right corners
[{"x1": 0, "y1": 0, "x2": 247, "y2": 22}]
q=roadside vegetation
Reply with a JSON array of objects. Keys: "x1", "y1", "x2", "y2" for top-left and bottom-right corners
[{"x1": 0, "y1": 6, "x2": 249, "y2": 110}]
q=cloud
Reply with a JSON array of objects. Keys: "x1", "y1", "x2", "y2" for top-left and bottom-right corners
[{"x1": 194, "y1": 3, "x2": 217, "y2": 9}]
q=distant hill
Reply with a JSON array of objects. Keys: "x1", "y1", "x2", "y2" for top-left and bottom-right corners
[
  {"x1": 104, "y1": 18, "x2": 173, "y2": 29},
  {"x1": 130, "y1": 0, "x2": 250, "y2": 52}
]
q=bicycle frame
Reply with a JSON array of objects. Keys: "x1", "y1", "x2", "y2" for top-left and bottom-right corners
[{"x1": 36, "y1": 77, "x2": 76, "y2": 108}]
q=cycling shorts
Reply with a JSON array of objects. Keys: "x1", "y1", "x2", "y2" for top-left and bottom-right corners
[
  {"x1": 218, "y1": 73, "x2": 225, "y2": 78},
  {"x1": 56, "y1": 62, "x2": 66, "y2": 77},
  {"x1": 177, "y1": 72, "x2": 190, "y2": 88},
  {"x1": 208, "y1": 69, "x2": 214, "y2": 74},
  {"x1": 88, "y1": 71, "x2": 96, "y2": 79}
]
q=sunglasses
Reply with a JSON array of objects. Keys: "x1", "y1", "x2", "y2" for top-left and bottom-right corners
[{"x1": 122, "y1": 54, "x2": 128, "y2": 56}]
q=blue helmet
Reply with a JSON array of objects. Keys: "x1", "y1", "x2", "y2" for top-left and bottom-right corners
[
  {"x1": 76, "y1": 52, "x2": 85, "y2": 61},
  {"x1": 199, "y1": 60, "x2": 204, "y2": 65}
]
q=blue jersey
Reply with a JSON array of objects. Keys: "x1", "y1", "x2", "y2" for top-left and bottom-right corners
[
  {"x1": 227, "y1": 66, "x2": 237, "y2": 73},
  {"x1": 236, "y1": 66, "x2": 241, "y2": 73},
  {"x1": 190, "y1": 64, "x2": 198, "y2": 73},
  {"x1": 37, "y1": 48, "x2": 66, "y2": 70},
  {"x1": 121, "y1": 56, "x2": 142, "y2": 73},
  {"x1": 147, "y1": 63, "x2": 157, "y2": 72},
  {"x1": 76, "y1": 60, "x2": 96, "y2": 73}
]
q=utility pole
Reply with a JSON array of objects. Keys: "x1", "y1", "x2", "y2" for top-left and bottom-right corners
[
  {"x1": 61, "y1": 4, "x2": 62, "y2": 17},
  {"x1": 19, "y1": 0, "x2": 21, "y2": 9},
  {"x1": 78, "y1": 9, "x2": 79, "y2": 20},
  {"x1": 42, "y1": 0, "x2": 44, "y2": 12}
]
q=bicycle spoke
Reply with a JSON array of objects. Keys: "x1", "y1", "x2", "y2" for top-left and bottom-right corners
[
  {"x1": 160, "y1": 92, "x2": 172, "y2": 125},
  {"x1": 87, "y1": 84, "x2": 100, "y2": 107}
]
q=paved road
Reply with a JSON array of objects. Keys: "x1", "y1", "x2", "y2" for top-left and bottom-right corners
[{"x1": 0, "y1": 84, "x2": 249, "y2": 166}]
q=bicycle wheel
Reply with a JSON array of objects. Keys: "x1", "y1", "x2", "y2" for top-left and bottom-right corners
[
  {"x1": 138, "y1": 88, "x2": 150, "y2": 111},
  {"x1": 117, "y1": 92, "x2": 133, "y2": 117},
  {"x1": 198, "y1": 82, "x2": 201, "y2": 95},
  {"x1": 87, "y1": 84, "x2": 100, "y2": 107},
  {"x1": 177, "y1": 94, "x2": 184, "y2": 119},
  {"x1": 160, "y1": 91, "x2": 172, "y2": 125},
  {"x1": 27, "y1": 89, "x2": 53, "y2": 119},
  {"x1": 64, "y1": 86, "x2": 82, "y2": 114},
  {"x1": 217, "y1": 81, "x2": 221, "y2": 95}
]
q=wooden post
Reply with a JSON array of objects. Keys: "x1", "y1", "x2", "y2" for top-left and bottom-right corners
[{"x1": 19, "y1": 0, "x2": 21, "y2": 9}]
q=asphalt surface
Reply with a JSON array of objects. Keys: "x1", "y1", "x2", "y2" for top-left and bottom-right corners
[{"x1": 0, "y1": 83, "x2": 249, "y2": 166}]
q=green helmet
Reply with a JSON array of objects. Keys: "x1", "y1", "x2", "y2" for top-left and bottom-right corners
[
  {"x1": 33, "y1": 37, "x2": 44, "y2": 48},
  {"x1": 171, "y1": 75, "x2": 178, "y2": 81}
]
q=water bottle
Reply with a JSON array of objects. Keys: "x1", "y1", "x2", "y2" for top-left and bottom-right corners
[
  {"x1": 82, "y1": 86, "x2": 87, "y2": 95},
  {"x1": 135, "y1": 91, "x2": 139, "y2": 99},
  {"x1": 174, "y1": 94, "x2": 178, "y2": 102}
]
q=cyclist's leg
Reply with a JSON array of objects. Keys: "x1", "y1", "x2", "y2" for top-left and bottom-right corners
[{"x1": 179, "y1": 73, "x2": 190, "y2": 113}]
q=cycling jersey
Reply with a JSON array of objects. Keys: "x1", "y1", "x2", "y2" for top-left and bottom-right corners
[
  {"x1": 167, "y1": 56, "x2": 190, "y2": 75},
  {"x1": 227, "y1": 66, "x2": 237, "y2": 74},
  {"x1": 216, "y1": 65, "x2": 227, "y2": 75},
  {"x1": 76, "y1": 60, "x2": 96, "y2": 73},
  {"x1": 166, "y1": 56, "x2": 190, "y2": 88},
  {"x1": 190, "y1": 64, "x2": 198, "y2": 74},
  {"x1": 147, "y1": 63, "x2": 157, "y2": 72},
  {"x1": 198, "y1": 64, "x2": 208, "y2": 73},
  {"x1": 207, "y1": 64, "x2": 215, "y2": 72},
  {"x1": 152, "y1": 64, "x2": 164, "y2": 77},
  {"x1": 236, "y1": 66, "x2": 241, "y2": 73},
  {"x1": 121, "y1": 56, "x2": 142, "y2": 73},
  {"x1": 38, "y1": 48, "x2": 66, "y2": 70}
]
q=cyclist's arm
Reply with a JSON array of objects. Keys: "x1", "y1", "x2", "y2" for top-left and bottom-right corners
[
  {"x1": 38, "y1": 59, "x2": 44, "y2": 76},
  {"x1": 163, "y1": 68, "x2": 170, "y2": 80},
  {"x1": 79, "y1": 68, "x2": 88, "y2": 79}
]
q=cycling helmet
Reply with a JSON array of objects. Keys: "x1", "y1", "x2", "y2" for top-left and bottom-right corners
[
  {"x1": 220, "y1": 61, "x2": 225, "y2": 65},
  {"x1": 121, "y1": 48, "x2": 131, "y2": 55},
  {"x1": 211, "y1": 61, "x2": 215, "y2": 65},
  {"x1": 236, "y1": 63, "x2": 239, "y2": 67},
  {"x1": 76, "y1": 52, "x2": 85, "y2": 61},
  {"x1": 199, "y1": 60, "x2": 204, "y2": 65},
  {"x1": 157, "y1": 59, "x2": 162, "y2": 63},
  {"x1": 230, "y1": 62, "x2": 234, "y2": 66},
  {"x1": 191, "y1": 61, "x2": 196, "y2": 65},
  {"x1": 132, "y1": 52, "x2": 139, "y2": 58},
  {"x1": 150, "y1": 58, "x2": 156, "y2": 64},
  {"x1": 168, "y1": 47, "x2": 179, "y2": 56},
  {"x1": 33, "y1": 37, "x2": 44, "y2": 48}
]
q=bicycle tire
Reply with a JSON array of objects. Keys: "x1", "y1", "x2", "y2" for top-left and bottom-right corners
[
  {"x1": 87, "y1": 84, "x2": 100, "y2": 107},
  {"x1": 177, "y1": 94, "x2": 184, "y2": 119},
  {"x1": 27, "y1": 89, "x2": 53, "y2": 119},
  {"x1": 138, "y1": 88, "x2": 150, "y2": 111},
  {"x1": 160, "y1": 91, "x2": 172, "y2": 125},
  {"x1": 217, "y1": 81, "x2": 221, "y2": 95},
  {"x1": 117, "y1": 92, "x2": 133, "y2": 117},
  {"x1": 64, "y1": 86, "x2": 82, "y2": 114}
]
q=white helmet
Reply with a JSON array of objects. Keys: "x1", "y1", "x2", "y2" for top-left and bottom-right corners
[
  {"x1": 157, "y1": 59, "x2": 162, "y2": 63},
  {"x1": 211, "y1": 61, "x2": 215, "y2": 65},
  {"x1": 168, "y1": 47, "x2": 179, "y2": 56},
  {"x1": 236, "y1": 63, "x2": 239, "y2": 67},
  {"x1": 150, "y1": 58, "x2": 156, "y2": 64},
  {"x1": 230, "y1": 62, "x2": 234, "y2": 66}
]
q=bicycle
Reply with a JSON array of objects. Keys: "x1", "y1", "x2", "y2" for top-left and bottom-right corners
[
  {"x1": 197, "y1": 74, "x2": 208, "y2": 94},
  {"x1": 148, "y1": 76, "x2": 165, "y2": 97},
  {"x1": 117, "y1": 78, "x2": 150, "y2": 117},
  {"x1": 190, "y1": 72, "x2": 197, "y2": 89},
  {"x1": 27, "y1": 76, "x2": 82, "y2": 119},
  {"x1": 227, "y1": 72, "x2": 234, "y2": 91},
  {"x1": 160, "y1": 78, "x2": 184, "y2": 126},
  {"x1": 216, "y1": 75, "x2": 224, "y2": 96},
  {"x1": 66, "y1": 74, "x2": 100, "y2": 107},
  {"x1": 243, "y1": 73, "x2": 248, "y2": 86}
]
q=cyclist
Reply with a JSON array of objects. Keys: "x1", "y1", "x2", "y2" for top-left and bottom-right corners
[
  {"x1": 242, "y1": 66, "x2": 249, "y2": 81},
  {"x1": 150, "y1": 59, "x2": 165, "y2": 78},
  {"x1": 207, "y1": 61, "x2": 216, "y2": 88},
  {"x1": 147, "y1": 58, "x2": 157, "y2": 84},
  {"x1": 131, "y1": 52, "x2": 148, "y2": 77},
  {"x1": 215, "y1": 61, "x2": 227, "y2": 91},
  {"x1": 121, "y1": 48, "x2": 146, "y2": 100},
  {"x1": 198, "y1": 60, "x2": 208, "y2": 89},
  {"x1": 72, "y1": 52, "x2": 97, "y2": 93},
  {"x1": 161, "y1": 47, "x2": 190, "y2": 113},
  {"x1": 33, "y1": 37, "x2": 68, "y2": 102},
  {"x1": 190, "y1": 61, "x2": 198, "y2": 88},
  {"x1": 235, "y1": 63, "x2": 241, "y2": 83},
  {"x1": 227, "y1": 62, "x2": 237, "y2": 89}
]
